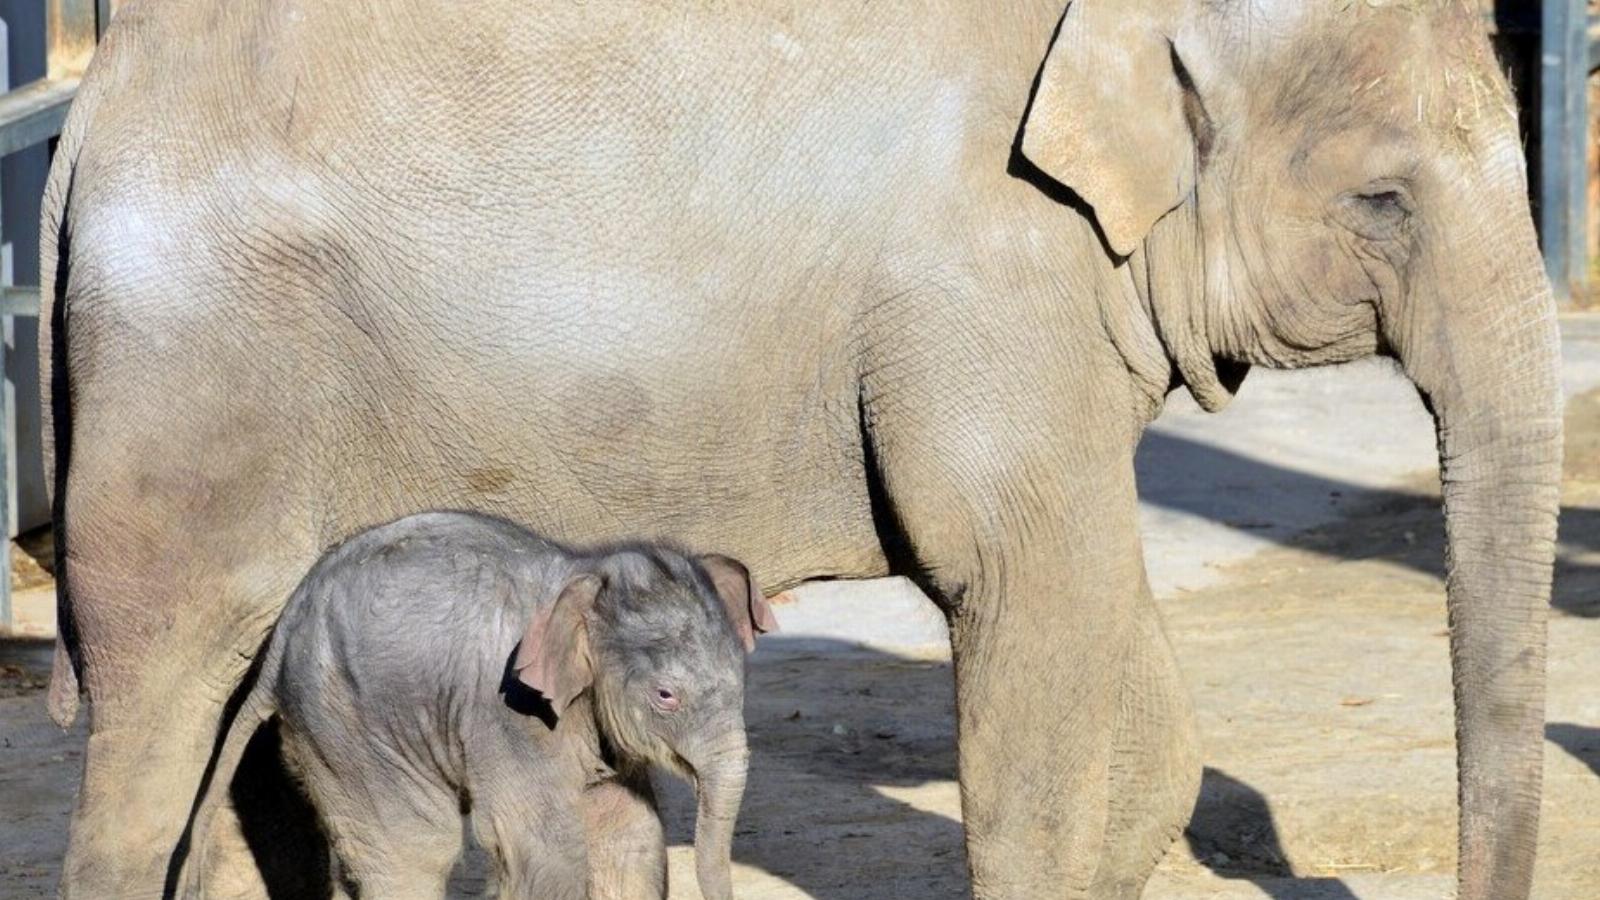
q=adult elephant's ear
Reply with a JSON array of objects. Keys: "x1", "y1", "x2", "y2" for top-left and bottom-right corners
[{"x1": 1019, "y1": 0, "x2": 1198, "y2": 258}]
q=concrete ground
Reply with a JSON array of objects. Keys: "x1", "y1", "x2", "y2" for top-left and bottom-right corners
[{"x1": 4, "y1": 325, "x2": 1600, "y2": 898}]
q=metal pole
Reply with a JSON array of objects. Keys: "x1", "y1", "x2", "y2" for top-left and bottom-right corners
[
  {"x1": 0, "y1": 299, "x2": 10, "y2": 633},
  {"x1": 1568, "y1": 6, "x2": 1590, "y2": 304},
  {"x1": 1541, "y1": 0, "x2": 1590, "y2": 304},
  {"x1": 0, "y1": 18, "x2": 8, "y2": 633}
]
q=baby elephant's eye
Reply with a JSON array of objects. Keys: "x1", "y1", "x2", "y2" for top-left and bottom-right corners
[{"x1": 651, "y1": 687, "x2": 682, "y2": 713}]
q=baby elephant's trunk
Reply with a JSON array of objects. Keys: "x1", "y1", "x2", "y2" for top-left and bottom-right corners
[{"x1": 690, "y1": 734, "x2": 749, "y2": 900}]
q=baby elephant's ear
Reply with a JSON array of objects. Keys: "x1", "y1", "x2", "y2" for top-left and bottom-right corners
[
  {"x1": 514, "y1": 574, "x2": 602, "y2": 715},
  {"x1": 698, "y1": 555, "x2": 779, "y2": 653}
]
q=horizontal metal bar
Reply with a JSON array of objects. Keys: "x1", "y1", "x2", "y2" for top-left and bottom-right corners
[
  {"x1": 0, "y1": 77, "x2": 78, "y2": 157},
  {"x1": 0, "y1": 288, "x2": 42, "y2": 318}
]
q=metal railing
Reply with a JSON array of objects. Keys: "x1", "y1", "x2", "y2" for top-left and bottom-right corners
[{"x1": 0, "y1": 0, "x2": 103, "y2": 630}]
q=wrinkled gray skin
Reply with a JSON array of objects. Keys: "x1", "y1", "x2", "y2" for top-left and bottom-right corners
[
  {"x1": 183, "y1": 512, "x2": 754, "y2": 900},
  {"x1": 43, "y1": 1, "x2": 1560, "y2": 899}
]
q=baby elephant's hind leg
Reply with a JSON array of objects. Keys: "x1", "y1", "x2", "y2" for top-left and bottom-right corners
[
  {"x1": 330, "y1": 820, "x2": 460, "y2": 900},
  {"x1": 584, "y1": 774, "x2": 667, "y2": 900},
  {"x1": 280, "y1": 734, "x2": 463, "y2": 900}
]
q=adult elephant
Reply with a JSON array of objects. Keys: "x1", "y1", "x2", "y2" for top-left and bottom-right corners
[{"x1": 42, "y1": 1, "x2": 1560, "y2": 898}]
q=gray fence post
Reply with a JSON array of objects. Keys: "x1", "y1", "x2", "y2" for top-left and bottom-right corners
[
  {"x1": 1541, "y1": 0, "x2": 1592, "y2": 304},
  {"x1": 0, "y1": 12, "x2": 9, "y2": 631}
]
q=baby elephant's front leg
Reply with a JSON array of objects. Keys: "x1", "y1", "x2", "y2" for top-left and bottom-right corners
[{"x1": 584, "y1": 775, "x2": 666, "y2": 900}]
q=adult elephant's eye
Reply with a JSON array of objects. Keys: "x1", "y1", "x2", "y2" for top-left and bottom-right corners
[
  {"x1": 1359, "y1": 190, "x2": 1405, "y2": 214},
  {"x1": 1340, "y1": 183, "x2": 1414, "y2": 242}
]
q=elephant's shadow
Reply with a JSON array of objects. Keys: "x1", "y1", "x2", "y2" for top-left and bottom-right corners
[
  {"x1": 1184, "y1": 768, "x2": 1359, "y2": 900},
  {"x1": 668, "y1": 640, "x2": 1361, "y2": 900},
  {"x1": 1547, "y1": 722, "x2": 1600, "y2": 779},
  {"x1": 1135, "y1": 429, "x2": 1600, "y2": 619}
]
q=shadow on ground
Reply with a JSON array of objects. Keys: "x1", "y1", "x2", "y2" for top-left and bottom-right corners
[
  {"x1": 1136, "y1": 431, "x2": 1600, "y2": 618},
  {"x1": 659, "y1": 638, "x2": 966, "y2": 898},
  {"x1": 1186, "y1": 768, "x2": 1357, "y2": 900},
  {"x1": 1546, "y1": 723, "x2": 1600, "y2": 778},
  {"x1": 664, "y1": 640, "x2": 1361, "y2": 899}
]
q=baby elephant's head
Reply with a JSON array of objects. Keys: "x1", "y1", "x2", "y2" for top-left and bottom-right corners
[{"x1": 513, "y1": 547, "x2": 777, "y2": 900}]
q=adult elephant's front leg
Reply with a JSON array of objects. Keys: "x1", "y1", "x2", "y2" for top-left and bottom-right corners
[
  {"x1": 946, "y1": 530, "x2": 1148, "y2": 897},
  {"x1": 874, "y1": 412, "x2": 1163, "y2": 897},
  {"x1": 1092, "y1": 588, "x2": 1202, "y2": 897}
]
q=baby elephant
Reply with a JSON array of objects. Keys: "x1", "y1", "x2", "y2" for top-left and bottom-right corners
[{"x1": 186, "y1": 511, "x2": 777, "y2": 900}]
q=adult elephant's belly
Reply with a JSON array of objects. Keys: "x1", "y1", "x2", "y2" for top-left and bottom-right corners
[{"x1": 306, "y1": 276, "x2": 889, "y2": 588}]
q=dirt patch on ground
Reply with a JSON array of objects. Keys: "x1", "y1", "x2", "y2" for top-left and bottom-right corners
[
  {"x1": 4, "y1": 398, "x2": 1600, "y2": 898},
  {"x1": 0, "y1": 640, "x2": 80, "y2": 900},
  {"x1": 9, "y1": 529, "x2": 53, "y2": 595},
  {"x1": 0, "y1": 665, "x2": 48, "y2": 702}
]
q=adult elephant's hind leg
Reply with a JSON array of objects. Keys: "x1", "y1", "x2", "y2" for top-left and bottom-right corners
[
  {"x1": 60, "y1": 567, "x2": 308, "y2": 899},
  {"x1": 65, "y1": 690, "x2": 235, "y2": 899},
  {"x1": 54, "y1": 403, "x2": 315, "y2": 898}
]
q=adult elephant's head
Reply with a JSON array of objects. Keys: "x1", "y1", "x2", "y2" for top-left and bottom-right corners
[{"x1": 1020, "y1": 2, "x2": 1561, "y2": 899}]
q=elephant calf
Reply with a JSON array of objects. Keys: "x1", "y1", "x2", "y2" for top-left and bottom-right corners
[{"x1": 185, "y1": 511, "x2": 777, "y2": 900}]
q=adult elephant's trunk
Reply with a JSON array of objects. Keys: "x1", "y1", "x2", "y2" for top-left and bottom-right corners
[
  {"x1": 1388, "y1": 162, "x2": 1563, "y2": 900},
  {"x1": 688, "y1": 735, "x2": 749, "y2": 900},
  {"x1": 1434, "y1": 330, "x2": 1561, "y2": 900}
]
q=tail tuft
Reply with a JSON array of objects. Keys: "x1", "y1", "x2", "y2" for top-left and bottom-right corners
[{"x1": 47, "y1": 638, "x2": 79, "y2": 727}]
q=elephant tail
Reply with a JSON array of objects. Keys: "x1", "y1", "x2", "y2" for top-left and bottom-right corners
[
  {"x1": 40, "y1": 122, "x2": 83, "y2": 731},
  {"x1": 46, "y1": 638, "x2": 78, "y2": 727},
  {"x1": 41, "y1": 7, "x2": 136, "y2": 731}
]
